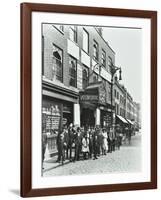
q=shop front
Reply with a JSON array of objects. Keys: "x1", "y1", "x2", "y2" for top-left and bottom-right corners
[
  {"x1": 100, "y1": 106, "x2": 112, "y2": 129},
  {"x1": 80, "y1": 102, "x2": 96, "y2": 128},
  {"x1": 42, "y1": 80, "x2": 79, "y2": 157},
  {"x1": 79, "y1": 81, "x2": 112, "y2": 129},
  {"x1": 115, "y1": 115, "x2": 129, "y2": 134}
]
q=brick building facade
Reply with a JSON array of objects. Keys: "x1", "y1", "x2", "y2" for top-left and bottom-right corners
[
  {"x1": 42, "y1": 24, "x2": 141, "y2": 155},
  {"x1": 42, "y1": 24, "x2": 116, "y2": 154}
]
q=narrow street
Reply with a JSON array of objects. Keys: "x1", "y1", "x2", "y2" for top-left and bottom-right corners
[{"x1": 43, "y1": 134, "x2": 141, "y2": 177}]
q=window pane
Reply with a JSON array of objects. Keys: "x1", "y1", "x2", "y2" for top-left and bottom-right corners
[
  {"x1": 93, "y1": 41, "x2": 98, "y2": 61},
  {"x1": 52, "y1": 44, "x2": 63, "y2": 82},
  {"x1": 54, "y1": 25, "x2": 64, "y2": 32},
  {"x1": 83, "y1": 29, "x2": 89, "y2": 53},
  {"x1": 69, "y1": 29, "x2": 74, "y2": 41},
  {"x1": 108, "y1": 56, "x2": 113, "y2": 72},
  {"x1": 69, "y1": 56, "x2": 77, "y2": 87},
  {"x1": 102, "y1": 50, "x2": 106, "y2": 67},
  {"x1": 69, "y1": 26, "x2": 77, "y2": 43},
  {"x1": 93, "y1": 72, "x2": 98, "y2": 83},
  {"x1": 82, "y1": 66, "x2": 89, "y2": 89}
]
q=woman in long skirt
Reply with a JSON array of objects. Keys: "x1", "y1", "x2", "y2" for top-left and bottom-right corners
[{"x1": 102, "y1": 128, "x2": 108, "y2": 155}]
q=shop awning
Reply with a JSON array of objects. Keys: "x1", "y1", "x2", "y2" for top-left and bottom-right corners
[
  {"x1": 85, "y1": 82, "x2": 102, "y2": 90},
  {"x1": 116, "y1": 115, "x2": 128, "y2": 124},
  {"x1": 126, "y1": 119, "x2": 134, "y2": 125}
]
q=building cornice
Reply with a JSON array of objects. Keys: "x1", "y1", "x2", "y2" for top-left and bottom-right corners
[{"x1": 42, "y1": 78, "x2": 79, "y2": 100}]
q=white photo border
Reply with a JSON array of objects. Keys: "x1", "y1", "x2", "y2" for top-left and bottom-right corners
[{"x1": 32, "y1": 12, "x2": 151, "y2": 189}]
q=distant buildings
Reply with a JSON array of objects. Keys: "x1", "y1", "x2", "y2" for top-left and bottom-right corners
[
  {"x1": 114, "y1": 79, "x2": 141, "y2": 130},
  {"x1": 42, "y1": 24, "x2": 141, "y2": 155}
]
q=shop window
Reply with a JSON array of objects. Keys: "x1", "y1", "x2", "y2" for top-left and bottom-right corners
[
  {"x1": 69, "y1": 56, "x2": 77, "y2": 87},
  {"x1": 93, "y1": 40, "x2": 99, "y2": 61},
  {"x1": 69, "y1": 26, "x2": 77, "y2": 43},
  {"x1": 52, "y1": 44, "x2": 63, "y2": 82},
  {"x1": 101, "y1": 49, "x2": 106, "y2": 67},
  {"x1": 83, "y1": 28, "x2": 89, "y2": 53},
  {"x1": 82, "y1": 67, "x2": 89, "y2": 89}
]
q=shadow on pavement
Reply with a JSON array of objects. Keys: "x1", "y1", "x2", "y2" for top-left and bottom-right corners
[{"x1": 43, "y1": 160, "x2": 71, "y2": 173}]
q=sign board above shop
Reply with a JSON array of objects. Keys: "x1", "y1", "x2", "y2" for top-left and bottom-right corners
[
  {"x1": 79, "y1": 82, "x2": 106, "y2": 105},
  {"x1": 80, "y1": 94, "x2": 98, "y2": 102}
]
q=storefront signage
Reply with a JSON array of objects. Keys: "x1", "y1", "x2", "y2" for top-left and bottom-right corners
[
  {"x1": 80, "y1": 94, "x2": 98, "y2": 102},
  {"x1": 99, "y1": 84, "x2": 106, "y2": 104},
  {"x1": 42, "y1": 102, "x2": 61, "y2": 132}
]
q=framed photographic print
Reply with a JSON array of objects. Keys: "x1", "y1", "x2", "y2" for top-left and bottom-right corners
[{"x1": 21, "y1": 3, "x2": 157, "y2": 197}]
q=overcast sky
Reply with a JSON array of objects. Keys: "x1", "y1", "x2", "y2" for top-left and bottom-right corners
[{"x1": 103, "y1": 27, "x2": 142, "y2": 104}]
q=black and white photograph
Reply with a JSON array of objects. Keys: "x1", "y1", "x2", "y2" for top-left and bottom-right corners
[
  {"x1": 41, "y1": 23, "x2": 142, "y2": 177},
  {"x1": 20, "y1": 3, "x2": 157, "y2": 197}
]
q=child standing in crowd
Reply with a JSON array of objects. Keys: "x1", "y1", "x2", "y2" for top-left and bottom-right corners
[
  {"x1": 55, "y1": 124, "x2": 125, "y2": 165},
  {"x1": 81, "y1": 133, "x2": 89, "y2": 160}
]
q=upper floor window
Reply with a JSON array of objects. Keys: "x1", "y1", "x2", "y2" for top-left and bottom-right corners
[
  {"x1": 54, "y1": 25, "x2": 64, "y2": 32},
  {"x1": 120, "y1": 108, "x2": 122, "y2": 116},
  {"x1": 101, "y1": 49, "x2": 106, "y2": 67},
  {"x1": 114, "y1": 89, "x2": 117, "y2": 98},
  {"x1": 52, "y1": 44, "x2": 63, "y2": 82},
  {"x1": 117, "y1": 104, "x2": 119, "y2": 115},
  {"x1": 69, "y1": 56, "x2": 77, "y2": 87},
  {"x1": 117, "y1": 92, "x2": 119, "y2": 100},
  {"x1": 93, "y1": 40, "x2": 99, "y2": 61},
  {"x1": 82, "y1": 66, "x2": 89, "y2": 89},
  {"x1": 95, "y1": 27, "x2": 103, "y2": 36},
  {"x1": 108, "y1": 56, "x2": 113, "y2": 72},
  {"x1": 83, "y1": 29, "x2": 89, "y2": 53},
  {"x1": 69, "y1": 26, "x2": 77, "y2": 43},
  {"x1": 93, "y1": 72, "x2": 98, "y2": 83},
  {"x1": 120, "y1": 95, "x2": 122, "y2": 104},
  {"x1": 115, "y1": 103, "x2": 117, "y2": 113},
  {"x1": 102, "y1": 78, "x2": 106, "y2": 87}
]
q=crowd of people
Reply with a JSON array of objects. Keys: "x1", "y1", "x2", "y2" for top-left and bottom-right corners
[{"x1": 54, "y1": 123, "x2": 132, "y2": 165}]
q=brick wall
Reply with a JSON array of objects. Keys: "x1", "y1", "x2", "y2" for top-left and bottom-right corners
[{"x1": 42, "y1": 24, "x2": 115, "y2": 100}]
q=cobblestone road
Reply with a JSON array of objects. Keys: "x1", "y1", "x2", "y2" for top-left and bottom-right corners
[{"x1": 43, "y1": 134, "x2": 141, "y2": 177}]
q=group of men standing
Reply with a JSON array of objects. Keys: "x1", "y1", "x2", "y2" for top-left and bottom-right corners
[{"x1": 55, "y1": 123, "x2": 127, "y2": 165}]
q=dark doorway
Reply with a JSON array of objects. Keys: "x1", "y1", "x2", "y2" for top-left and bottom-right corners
[
  {"x1": 81, "y1": 108, "x2": 95, "y2": 128},
  {"x1": 62, "y1": 103, "x2": 73, "y2": 127}
]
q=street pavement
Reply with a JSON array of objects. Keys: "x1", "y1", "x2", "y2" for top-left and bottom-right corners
[{"x1": 43, "y1": 133, "x2": 141, "y2": 177}]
